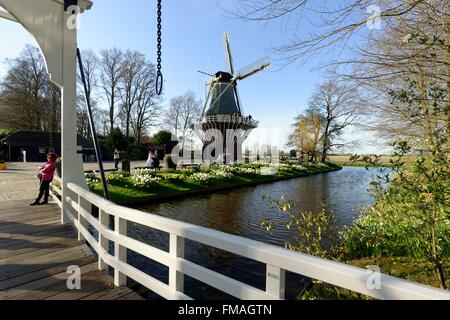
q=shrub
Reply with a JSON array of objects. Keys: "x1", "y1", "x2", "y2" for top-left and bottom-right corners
[
  {"x1": 160, "y1": 172, "x2": 183, "y2": 182},
  {"x1": 188, "y1": 172, "x2": 214, "y2": 184},
  {"x1": 85, "y1": 172, "x2": 100, "y2": 188},
  {"x1": 342, "y1": 139, "x2": 450, "y2": 288},
  {"x1": 131, "y1": 174, "x2": 162, "y2": 188},
  {"x1": 105, "y1": 171, "x2": 126, "y2": 185},
  {"x1": 131, "y1": 168, "x2": 159, "y2": 176},
  {"x1": 237, "y1": 167, "x2": 258, "y2": 176},
  {"x1": 210, "y1": 167, "x2": 234, "y2": 180}
]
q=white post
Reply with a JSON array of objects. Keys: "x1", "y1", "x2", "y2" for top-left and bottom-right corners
[
  {"x1": 114, "y1": 216, "x2": 127, "y2": 286},
  {"x1": 0, "y1": 1, "x2": 93, "y2": 224},
  {"x1": 266, "y1": 264, "x2": 285, "y2": 299},
  {"x1": 61, "y1": 8, "x2": 78, "y2": 225},
  {"x1": 77, "y1": 194, "x2": 83, "y2": 241},
  {"x1": 169, "y1": 234, "x2": 185, "y2": 294},
  {"x1": 98, "y1": 209, "x2": 109, "y2": 271}
]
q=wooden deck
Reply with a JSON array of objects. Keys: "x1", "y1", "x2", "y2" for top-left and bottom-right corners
[{"x1": 0, "y1": 200, "x2": 143, "y2": 300}]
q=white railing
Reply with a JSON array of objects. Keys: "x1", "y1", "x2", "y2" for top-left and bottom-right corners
[
  {"x1": 50, "y1": 175, "x2": 62, "y2": 209},
  {"x1": 50, "y1": 182, "x2": 450, "y2": 300}
]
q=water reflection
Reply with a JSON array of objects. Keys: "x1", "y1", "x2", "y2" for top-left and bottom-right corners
[{"x1": 128, "y1": 167, "x2": 386, "y2": 299}]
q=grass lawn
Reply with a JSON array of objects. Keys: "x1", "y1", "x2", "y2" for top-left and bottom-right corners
[
  {"x1": 90, "y1": 163, "x2": 341, "y2": 205},
  {"x1": 328, "y1": 155, "x2": 418, "y2": 167}
]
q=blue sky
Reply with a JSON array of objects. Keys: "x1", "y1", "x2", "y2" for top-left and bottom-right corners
[{"x1": 0, "y1": 0, "x2": 386, "y2": 153}]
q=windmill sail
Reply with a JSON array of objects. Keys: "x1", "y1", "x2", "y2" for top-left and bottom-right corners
[
  {"x1": 235, "y1": 56, "x2": 270, "y2": 81},
  {"x1": 223, "y1": 32, "x2": 235, "y2": 75},
  {"x1": 206, "y1": 80, "x2": 239, "y2": 116},
  {"x1": 233, "y1": 85, "x2": 243, "y2": 115}
]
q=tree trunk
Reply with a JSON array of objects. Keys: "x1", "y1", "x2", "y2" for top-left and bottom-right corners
[
  {"x1": 109, "y1": 96, "x2": 115, "y2": 135},
  {"x1": 431, "y1": 220, "x2": 447, "y2": 289},
  {"x1": 321, "y1": 116, "x2": 331, "y2": 163}
]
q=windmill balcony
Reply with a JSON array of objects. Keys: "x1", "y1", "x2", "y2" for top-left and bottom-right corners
[{"x1": 201, "y1": 114, "x2": 259, "y2": 128}]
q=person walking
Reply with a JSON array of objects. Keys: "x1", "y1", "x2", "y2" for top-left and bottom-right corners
[
  {"x1": 30, "y1": 153, "x2": 58, "y2": 205},
  {"x1": 113, "y1": 148, "x2": 121, "y2": 170}
]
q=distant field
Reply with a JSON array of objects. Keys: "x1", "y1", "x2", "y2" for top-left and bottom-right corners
[{"x1": 328, "y1": 155, "x2": 417, "y2": 166}]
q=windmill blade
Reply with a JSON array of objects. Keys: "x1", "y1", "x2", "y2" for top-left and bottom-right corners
[
  {"x1": 223, "y1": 32, "x2": 235, "y2": 75},
  {"x1": 201, "y1": 77, "x2": 221, "y2": 118},
  {"x1": 201, "y1": 83, "x2": 214, "y2": 118},
  {"x1": 206, "y1": 79, "x2": 236, "y2": 114},
  {"x1": 233, "y1": 85, "x2": 244, "y2": 115},
  {"x1": 197, "y1": 70, "x2": 214, "y2": 77},
  {"x1": 234, "y1": 56, "x2": 270, "y2": 81}
]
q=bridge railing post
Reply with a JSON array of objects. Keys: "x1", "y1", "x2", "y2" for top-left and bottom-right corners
[
  {"x1": 169, "y1": 234, "x2": 185, "y2": 295},
  {"x1": 76, "y1": 194, "x2": 90, "y2": 242},
  {"x1": 98, "y1": 209, "x2": 109, "y2": 271},
  {"x1": 114, "y1": 216, "x2": 127, "y2": 286},
  {"x1": 76, "y1": 194, "x2": 83, "y2": 241},
  {"x1": 265, "y1": 264, "x2": 285, "y2": 299}
]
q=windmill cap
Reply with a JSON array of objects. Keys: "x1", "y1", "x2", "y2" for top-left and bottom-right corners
[{"x1": 214, "y1": 71, "x2": 233, "y2": 82}]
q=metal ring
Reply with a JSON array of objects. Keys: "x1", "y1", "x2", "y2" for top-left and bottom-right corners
[{"x1": 156, "y1": 72, "x2": 163, "y2": 95}]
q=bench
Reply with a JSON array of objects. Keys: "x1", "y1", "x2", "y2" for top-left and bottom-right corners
[
  {"x1": 84, "y1": 168, "x2": 118, "y2": 173},
  {"x1": 180, "y1": 163, "x2": 201, "y2": 169},
  {"x1": 133, "y1": 166, "x2": 163, "y2": 171}
]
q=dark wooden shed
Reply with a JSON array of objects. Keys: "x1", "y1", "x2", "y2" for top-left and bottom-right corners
[{"x1": 1, "y1": 131, "x2": 94, "y2": 162}]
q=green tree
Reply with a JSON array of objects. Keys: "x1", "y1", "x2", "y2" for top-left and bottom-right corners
[
  {"x1": 99, "y1": 127, "x2": 127, "y2": 159},
  {"x1": 150, "y1": 130, "x2": 178, "y2": 153}
]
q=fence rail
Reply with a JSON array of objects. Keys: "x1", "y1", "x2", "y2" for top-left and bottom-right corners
[
  {"x1": 50, "y1": 175, "x2": 62, "y2": 209},
  {"x1": 49, "y1": 181, "x2": 450, "y2": 300}
]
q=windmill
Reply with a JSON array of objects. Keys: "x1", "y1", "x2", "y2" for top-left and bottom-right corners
[{"x1": 194, "y1": 32, "x2": 270, "y2": 163}]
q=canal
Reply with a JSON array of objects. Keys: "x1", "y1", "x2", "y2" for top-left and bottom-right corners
[{"x1": 125, "y1": 166, "x2": 386, "y2": 299}]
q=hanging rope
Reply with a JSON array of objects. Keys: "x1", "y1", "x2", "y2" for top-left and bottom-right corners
[{"x1": 155, "y1": 0, "x2": 163, "y2": 95}]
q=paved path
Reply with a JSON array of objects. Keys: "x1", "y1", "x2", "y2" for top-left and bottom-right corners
[
  {"x1": 0, "y1": 200, "x2": 143, "y2": 300},
  {"x1": 0, "y1": 161, "x2": 147, "y2": 202},
  {"x1": 0, "y1": 163, "x2": 38, "y2": 202}
]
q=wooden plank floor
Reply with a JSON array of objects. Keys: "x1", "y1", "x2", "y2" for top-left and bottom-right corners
[{"x1": 0, "y1": 200, "x2": 143, "y2": 300}]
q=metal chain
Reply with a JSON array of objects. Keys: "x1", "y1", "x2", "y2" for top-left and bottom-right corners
[{"x1": 156, "y1": 0, "x2": 163, "y2": 95}]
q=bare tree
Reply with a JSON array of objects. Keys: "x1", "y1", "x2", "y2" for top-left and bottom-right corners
[
  {"x1": 164, "y1": 96, "x2": 183, "y2": 137},
  {"x1": 0, "y1": 45, "x2": 59, "y2": 131},
  {"x1": 99, "y1": 48, "x2": 124, "y2": 135},
  {"x1": 288, "y1": 110, "x2": 322, "y2": 163},
  {"x1": 77, "y1": 50, "x2": 99, "y2": 139},
  {"x1": 131, "y1": 61, "x2": 162, "y2": 143},
  {"x1": 43, "y1": 80, "x2": 61, "y2": 134},
  {"x1": 119, "y1": 50, "x2": 146, "y2": 139},
  {"x1": 330, "y1": 2, "x2": 449, "y2": 145},
  {"x1": 170, "y1": 91, "x2": 202, "y2": 154},
  {"x1": 232, "y1": 1, "x2": 436, "y2": 63},
  {"x1": 309, "y1": 81, "x2": 359, "y2": 162},
  {"x1": 76, "y1": 94, "x2": 90, "y2": 138},
  {"x1": 233, "y1": 1, "x2": 449, "y2": 147}
]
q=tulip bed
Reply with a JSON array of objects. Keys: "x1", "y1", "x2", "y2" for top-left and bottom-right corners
[{"x1": 87, "y1": 160, "x2": 341, "y2": 204}]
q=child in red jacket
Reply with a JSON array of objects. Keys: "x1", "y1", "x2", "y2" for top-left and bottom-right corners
[{"x1": 30, "y1": 153, "x2": 58, "y2": 205}]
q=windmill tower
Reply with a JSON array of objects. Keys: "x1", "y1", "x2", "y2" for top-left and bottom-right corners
[{"x1": 194, "y1": 32, "x2": 270, "y2": 163}]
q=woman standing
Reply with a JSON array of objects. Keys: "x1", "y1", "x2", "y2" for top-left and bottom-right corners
[{"x1": 30, "y1": 153, "x2": 57, "y2": 205}]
